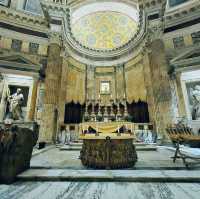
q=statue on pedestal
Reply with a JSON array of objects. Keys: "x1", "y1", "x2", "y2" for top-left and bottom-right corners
[
  {"x1": 190, "y1": 85, "x2": 200, "y2": 120},
  {"x1": 7, "y1": 88, "x2": 24, "y2": 120}
]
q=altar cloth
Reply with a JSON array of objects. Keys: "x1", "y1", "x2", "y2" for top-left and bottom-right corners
[{"x1": 80, "y1": 122, "x2": 133, "y2": 133}]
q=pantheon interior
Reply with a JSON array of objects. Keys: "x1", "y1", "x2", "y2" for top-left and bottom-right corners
[{"x1": 0, "y1": 0, "x2": 200, "y2": 198}]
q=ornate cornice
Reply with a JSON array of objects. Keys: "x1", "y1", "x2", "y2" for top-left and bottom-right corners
[
  {"x1": 164, "y1": 0, "x2": 200, "y2": 29},
  {"x1": 138, "y1": 0, "x2": 167, "y2": 9},
  {"x1": 168, "y1": 45, "x2": 200, "y2": 75},
  {"x1": 0, "y1": 6, "x2": 48, "y2": 31}
]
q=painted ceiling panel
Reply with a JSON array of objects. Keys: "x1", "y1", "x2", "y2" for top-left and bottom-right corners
[{"x1": 72, "y1": 11, "x2": 138, "y2": 50}]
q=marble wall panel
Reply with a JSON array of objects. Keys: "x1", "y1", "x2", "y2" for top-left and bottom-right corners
[
  {"x1": 184, "y1": 35, "x2": 193, "y2": 46},
  {"x1": 66, "y1": 64, "x2": 85, "y2": 104},
  {"x1": 0, "y1": 37, "x2": 12, "y2": 49},
  {"x1": 95, "y1": 67, "x2": 114, "y2": 73},
  {"x1": 38, "y1": 45, "x2": 48, "y2": 56},
  {"x1": 125, "y1": 63, "x2": 146, "y2": 103},
  {"x1": 21, "y1": 41, "x2": 29, "y2": 53}
]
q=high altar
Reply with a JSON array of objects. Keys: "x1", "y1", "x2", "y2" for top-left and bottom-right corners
[{"x1": 79, "y1": 121, "x2": 137, "y2": 169}]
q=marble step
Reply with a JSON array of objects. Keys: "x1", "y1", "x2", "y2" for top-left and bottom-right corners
[
  {"x1": 32, "y1": 145, "x2": 55, "y2": 157},
  {"x1": 59, "y1": 145, "x2": 157, "y2": 151},
  {"x1": 69, "y1": 142, "x2": 152, "y2": 147},
  {"x1": 69, "y1": 142, "x2": 83, "y2": 147},
  {"x1": 17, "y1": 169, "x2": 200, "y2": 182}
]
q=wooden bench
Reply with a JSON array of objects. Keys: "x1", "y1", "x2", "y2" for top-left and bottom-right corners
[{"x1": 166, "y1": 125, "x2": 200, "y2": 168}]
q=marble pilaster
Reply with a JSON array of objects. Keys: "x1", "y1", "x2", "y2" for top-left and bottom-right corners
[
  {"x1": 58, "y1": 57, "x2": 68, "y2": 125},
  {"x1": 142, "y1": 51, "x2": 155, "y2": 124},
  {"x1": 86, "y1": 65, "x2": 95, "y2": 100}
]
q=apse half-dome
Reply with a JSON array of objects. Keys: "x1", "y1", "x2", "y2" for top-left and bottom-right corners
[{"x1": 71, "y1": 2, "x2": 139, "y2": 51}]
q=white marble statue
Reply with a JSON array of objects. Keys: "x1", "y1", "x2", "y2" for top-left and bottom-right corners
[
  {"x1": 0, "y1": 74, "x2": 4, "y2": 101},
  {"x1": 7, "y1": 88, "x2": 24, "y2": 120},
  {"x1": 190, "y1": 85, "x2": 200, "y2": 120},
  {"x1": 58, "y1": 126, "x2": 71, "y2": 145}
]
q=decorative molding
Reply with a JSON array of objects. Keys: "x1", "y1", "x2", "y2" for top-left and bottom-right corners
[
  {"x1": 164, "y1": 0, "x2": 200, "y2": 29},
  {"x1": 0, "y1": 5, "x2": 48, "y2": 29},
  {"x1": 170, "y1": 45, "x2": 200, "y2": 72},
  {"x1": 0, "y1": 54, "x2": 41, "y2": 76}
]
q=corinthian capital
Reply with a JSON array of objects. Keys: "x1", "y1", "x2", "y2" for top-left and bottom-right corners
[
  {"x1": 48, "y1": 32, "x2": 62, "y2": 46},
  {"x1": 147, "y1": 19, "x2": 164, "y2": 42}
]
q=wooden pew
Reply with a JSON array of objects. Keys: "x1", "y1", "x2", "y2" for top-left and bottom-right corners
[{"x1": 166, "y1": 125, "x2": 200, "y2": 168}]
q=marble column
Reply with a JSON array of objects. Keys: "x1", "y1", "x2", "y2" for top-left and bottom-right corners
[
  {"x1": 28, "y1": 78, "x2": 39, "y2": 121},
  {"x1": 147, "y1": 39, "x2": 173, "y2": 140},
  {"x1": 39, "y1": 40, "x2": 62, "y2": 143}
]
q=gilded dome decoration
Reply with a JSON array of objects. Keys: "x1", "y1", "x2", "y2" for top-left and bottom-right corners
[{"x1": 72, "y1": 11, "x2": 138, "y2": 50}]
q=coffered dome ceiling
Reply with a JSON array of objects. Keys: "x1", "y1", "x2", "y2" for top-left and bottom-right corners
[{"x1": 71, "y1": 11, "x2": 138, "y2": 50}]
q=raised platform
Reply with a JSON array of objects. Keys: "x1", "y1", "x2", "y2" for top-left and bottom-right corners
[{"x1": 17, "y1": 169, "x2": 200, "y2": 182}]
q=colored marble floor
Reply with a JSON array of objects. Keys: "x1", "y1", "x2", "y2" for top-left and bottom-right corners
[
  {"x1": 30, "y1": 146, "x2": 188, "y2": 169},
  {"x1": 0, "y1": 182, "x2": 200, "y2": 199}
]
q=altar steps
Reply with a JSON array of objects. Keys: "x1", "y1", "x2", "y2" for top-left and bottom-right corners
[
  {"x1": 16, "y1": 169, "x2": 200, "y2": 182},
  {"x1": 59, "y1": 143, "x2": 157, "y2": 151}
]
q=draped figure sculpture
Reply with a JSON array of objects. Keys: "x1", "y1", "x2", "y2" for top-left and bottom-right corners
[
  {"x1": 7, "y1": 88, "x2": 24, "y2": 120},
  {"x1": 190, "y1": 85, "x2": 200, "y2": 120}
]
